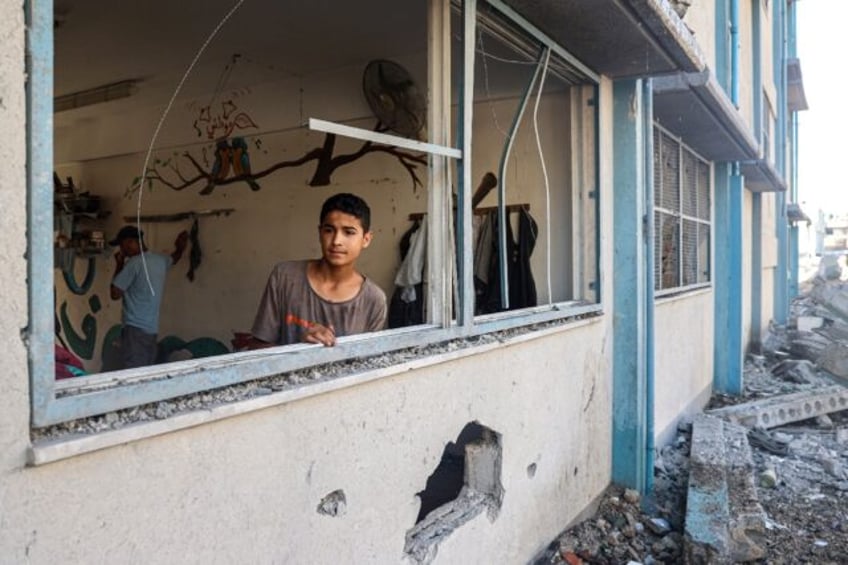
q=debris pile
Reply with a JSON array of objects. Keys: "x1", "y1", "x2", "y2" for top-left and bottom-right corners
[
  {"x1": 538, "y1": 272, "x2": 848, "y2": 564},
  {"x1": 535, "y1": 432, "x2": 692, "y2": 565}
]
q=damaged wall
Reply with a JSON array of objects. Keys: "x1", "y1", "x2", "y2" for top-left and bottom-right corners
[{"x1": 1, "y1": 324, "x2": 612, "y2": 563}]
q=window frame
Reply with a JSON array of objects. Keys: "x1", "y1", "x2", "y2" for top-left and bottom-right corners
[
  {"x1": 29, "y1": 0, "x2": 602, "y2": 428},
  {"x1": 653, "y1": 123, "x2": 713, "y2": 298}
]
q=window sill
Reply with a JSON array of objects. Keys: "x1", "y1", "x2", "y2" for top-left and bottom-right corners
[
  {"x1": 28, "y1": 316, "x2": 601, "y2": 466},
  {"x1": 655, "y1": 285, "x2": 712, "y2": 304}
]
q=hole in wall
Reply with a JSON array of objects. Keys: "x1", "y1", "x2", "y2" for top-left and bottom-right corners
[
  {"x1": 527, "y1": 462, "x2": 537, "y2": 478},
  {"x1": 404, "y1": 421, "x2": 503, "y2": 565},
  {"x1": 316, "y1": 489, "x2": 347, "y2": 517},
  {"x1": 415, "y1": 421, "x2": 487, "y2": 523}
]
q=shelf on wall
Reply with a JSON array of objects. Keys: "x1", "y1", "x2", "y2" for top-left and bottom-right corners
[{"x1": 122, "y1": 208, "x2": 236, "y2": 223}]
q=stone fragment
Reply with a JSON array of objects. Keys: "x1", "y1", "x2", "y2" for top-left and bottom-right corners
[
  {"x1": 647, "y1": 517, "x2": 671, "y2": 535},
  {"x1": 623, "y1": 489, "x2": 640, "y2": 505},
  {"x1": 796, "y1": 316, "x2": 824, "y2": 332},
  {"x1": 816, "y1": 414, "x2": 834, "y2": 428},
  {"x1": 759, "y1": 468, "x2": 778, "y2": 488},
  {"x1": 820, "y1": 458, "x2": 847, "y2": 480},
  {"x1": 836, "y1": 427, "x2": 848, "y2": 444}
]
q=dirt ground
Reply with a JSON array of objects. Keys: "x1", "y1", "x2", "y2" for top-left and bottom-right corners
[{"x1": 534, "y1": 271, "x2": 848, "y2": 565}]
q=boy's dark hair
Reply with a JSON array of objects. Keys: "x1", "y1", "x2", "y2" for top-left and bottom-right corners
[{"x1": 320, "y1": 193, "x2": 371, "y2": 232}]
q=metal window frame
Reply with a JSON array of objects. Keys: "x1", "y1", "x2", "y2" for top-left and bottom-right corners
[
  {"x1": 653, "y1": 123, "x2": 713, "y2": 298},
  {"x1": 28, "y1": 0, "x2": 602, "y2": 428}
]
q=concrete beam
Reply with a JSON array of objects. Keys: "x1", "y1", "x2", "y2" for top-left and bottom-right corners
[
  {"x1": 707, "y1": 385, "x2": 848, "y2": 429},
  {"x1": 685, "y1": 415, "x2": 766, "y2": 563}
]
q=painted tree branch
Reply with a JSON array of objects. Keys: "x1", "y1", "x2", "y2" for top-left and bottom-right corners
[{"x1": 130, "y1": 129, "x2": 426, "y2": 196}]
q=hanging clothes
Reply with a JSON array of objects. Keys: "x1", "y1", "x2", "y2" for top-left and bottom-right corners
[
  {"x1": 475, "y1": 207, "x2": 538, "y2": 314},
  {"x1": 388, "y1": 220, "x2": 426, "y2": 328}
]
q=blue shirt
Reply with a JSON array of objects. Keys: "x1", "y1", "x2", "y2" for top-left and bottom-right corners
[{"x1": 112, "y1": 252, "x2": 172, "y2": 334}]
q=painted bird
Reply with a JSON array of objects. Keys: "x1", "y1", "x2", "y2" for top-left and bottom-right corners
[
  {"x1": 202, "y1": 139, "x2": 232, "y2": 194},
  {"x1": 231, "y1": 137, "x2": 261, "y2": 191}
]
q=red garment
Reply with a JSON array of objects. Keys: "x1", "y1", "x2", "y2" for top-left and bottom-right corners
[{"x1": 55, "y1": 343, "x2": 84, "y2": 380}]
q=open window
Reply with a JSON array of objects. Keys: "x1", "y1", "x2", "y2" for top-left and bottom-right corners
[{"x1": 30, "y1": 0, "x2": 600, "y2": 428}]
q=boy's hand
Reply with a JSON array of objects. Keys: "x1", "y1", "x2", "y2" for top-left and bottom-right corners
[{"x1": 303, "y1": 323, "x2": 336, "y2": 347}]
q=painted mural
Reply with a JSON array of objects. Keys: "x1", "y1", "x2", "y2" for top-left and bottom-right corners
[
  {"x1": 131, "y1": 128, "x2": 425, "y2": 196},
  {"x1": 55, "y1": 247, "x2": 229, "y2": 378}
]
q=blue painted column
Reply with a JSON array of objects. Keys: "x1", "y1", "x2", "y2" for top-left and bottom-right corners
[
  {"x1": 749, "y1": 0, "x2": 763, "y2": 347},
  {"x1": 714, "y1": 164, "x2": 744, "y2": 394},
  {"x1": 788, "y1": 1, "x2": 801, "y2": 299},
  {"x1": 751, "y1": 193, "x2": 763, "y2": 347},
  {"x1": 773, "y1": 0, "x2": 789, "y2": 323},
  {"x1": 612, "y1": 79, "x2": 653, "y2": 492}
]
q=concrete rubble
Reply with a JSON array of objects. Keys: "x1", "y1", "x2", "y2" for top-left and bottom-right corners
[{"x1": 537, "y1": 269, "x2": 848, "y2": 564}]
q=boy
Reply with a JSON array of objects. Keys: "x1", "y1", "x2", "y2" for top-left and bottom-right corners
[
  {"x1": 110, "y1": 226, "x2": 188, "y2": 368},
  {"x1": 249, "y1": 193, "x2": 387, "y2": 347}
]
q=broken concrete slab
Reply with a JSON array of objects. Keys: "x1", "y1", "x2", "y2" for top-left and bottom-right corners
[
  {"x1": 771, "y1": 359, "x2": 818, "y2": 384},
  {"x1": 818, "y1": 342, "x2": 848, "y2": 378},
  {"x1": 722, "y1": 423, "x2": 767, "y2": 562},
  {"x1": 816, "y1": 320, "x2": 848, "y2": 343},
  {"x1": 708, "y1": 385, "x2": 848, "y2": 429},
  {"x1": 684, "y1": 415, "x2": 766, "y2": 563},
  {"x1": 811, "y1": 282, "x2": 848, "y2": 322},
  {"x1": 788, "y1": 331, "x2": 831, "y2": 361},
  {"x1": 796, "y1": 316, "x2": 824, "y2": 332}
]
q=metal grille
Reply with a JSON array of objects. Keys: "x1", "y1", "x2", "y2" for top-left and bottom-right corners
[
  {"x1": 652, "y1": 123, "x2": 711, "y2": 292},
  {"x1": 656, "y1": 211, "x2": 680, "y2": 290},
  {"x1": 682, "y1": 151, "x2": 698, "y2": 217},
  {"x1": 660, "y1": 132, "x2": 680, "y2": 211},
  {"x1": 682, "y1": 219, "x2": 698, "y2": 285},
  {"x1": 698, "y1": 223, "x2": 710, "y2": 283},
  {"x1": 697, "y1": 160, "x2": 710, "y2": 220},
  {"x1": 653, "y1": 127, "x2": 663, "y2": 207}
]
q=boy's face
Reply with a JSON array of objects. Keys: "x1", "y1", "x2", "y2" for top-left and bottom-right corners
[
  {"x1": 318, "y1": 210, "x2": 372, "y2": 268},
  {"x1": 119, "y1": 238, "x2": 141, "y2": 257}
]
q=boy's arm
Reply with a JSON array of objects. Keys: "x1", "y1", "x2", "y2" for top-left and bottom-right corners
[{"x1": 110, "y1": 252, "x2": 130, "y2": 300}]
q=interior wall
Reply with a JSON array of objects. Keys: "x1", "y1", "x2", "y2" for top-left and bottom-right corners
[{"x1": 55, "y1": 84, "x2": 575, "y2": 372}]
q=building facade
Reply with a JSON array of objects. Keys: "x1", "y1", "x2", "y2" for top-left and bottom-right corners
[{"x1": 0, "y1": 0, "x2": 804, "y2": 562}]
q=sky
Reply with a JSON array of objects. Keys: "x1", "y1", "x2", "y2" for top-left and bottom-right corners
[{"x1": 796, "y1": 1, "x2": 848, "y2": 214}]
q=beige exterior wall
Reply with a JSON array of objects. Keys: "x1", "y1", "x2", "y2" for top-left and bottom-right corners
[
  {"x1": 737, "y1": 0, "x2": 755, "y2": 131},
  {"x1": 760, "y1": 192, "x2": 778, "y2": 335},
  {"x1": 653, "y1": 291, "x2": 714, "y2": 446},
  {"x1": 2, "y1": 323, "x2": 613, "y2": 564},
  {"x1": 683, "y1": 2, "x2": 717, "y2": 71}
]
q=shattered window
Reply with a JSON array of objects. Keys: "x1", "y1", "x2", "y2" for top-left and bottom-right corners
[
  {"x1": 32, "y1": 0, "x2": 601, "y2": 427},
  {"x1": 466, "y1": 3, "x2": 599, "y2": 317},
  {"x1": 654, "y1": 125, "x2": 711, "y2": 294}
]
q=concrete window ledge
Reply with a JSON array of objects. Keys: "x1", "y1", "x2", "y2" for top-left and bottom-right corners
[
  {"x1": 655, "y1": 286, "x2": 712, "y2": 305},
  {"x1": 28, "y1": 319, "x2": 598, "y2": 466}
]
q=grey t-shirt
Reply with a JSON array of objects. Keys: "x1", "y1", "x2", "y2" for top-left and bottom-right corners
[{"x1": 251, "y1": 260, "x2": 387, "y2": 345}]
